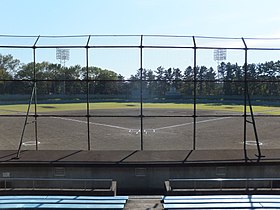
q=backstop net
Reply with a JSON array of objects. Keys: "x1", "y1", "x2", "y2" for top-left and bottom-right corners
[{"x1": 0, "y1": 35, "x2": 280, "y2": 156}]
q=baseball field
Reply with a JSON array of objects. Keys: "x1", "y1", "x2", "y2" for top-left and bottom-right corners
[{"x1": 0, "y1": 102, "x2": 279, "y2": 151}]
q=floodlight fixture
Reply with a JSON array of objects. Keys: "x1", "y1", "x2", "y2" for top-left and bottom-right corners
[
  {"x1": 56, "y1": 48, "x2": 70, "y2": 66},
  {"x1": 56, "y1": 48, "x2": 70, "y2": 95},
  {"x1": 213, "y1": 49, "x2": 227, "y2": 79},
  {"x1": 214, "y1": 49, "x2": 227, "y2": 62}
]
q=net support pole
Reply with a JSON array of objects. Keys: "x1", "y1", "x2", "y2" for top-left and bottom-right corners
[
  {"x1": 192, "y1": 36, "x2": 197, "y2": 150},
  {"x1": 242, "y1": 37, "x2": 264, "y2": 162},
  {"x1": 86, "y1": 35, "x2": 91, "y2": 150},
  {"x1": 242, "y1": 37, "x2": 249, "y2": 162},
  {"x1": 15, "y1": 85, "x2": 36, "y2": 159},
  {"x1": 140, "y1": 35, "x2": 144, "y2": 150},
  {"x1": 33, "y1": 36, "x2": 40, "y2": 151},
  {"x1": 246, "y1": 91, "x2": 264, "y2": 160}
]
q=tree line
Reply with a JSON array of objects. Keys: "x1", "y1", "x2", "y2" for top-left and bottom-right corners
[{"x1": 1, "y1": 54, "x2": 280, "y2": 99}]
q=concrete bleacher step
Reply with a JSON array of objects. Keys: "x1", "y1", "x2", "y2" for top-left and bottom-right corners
[
  {"x1": 0, "y1": 195, "x2": 128, "y2": 209},
  {"x1": 163, "y1": 195, "x2": 280, "y2": 209},
  {"x1": 124, "y1": 196, "x2": 163, "y2": 210}
]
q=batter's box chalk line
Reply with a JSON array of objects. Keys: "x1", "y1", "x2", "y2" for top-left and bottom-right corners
[
  {"x1": 22, "y1": 140, "x2": 41, "y2": 146},
  {"x1": 241, "y1": 140, "x2": 264, "y2": 146}
]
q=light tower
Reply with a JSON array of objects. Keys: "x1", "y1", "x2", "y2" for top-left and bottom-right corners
[
  {"x1": 56, "y1": 48, "x2": 70, "y2": 94},
  {"x1": 56, "y1": 48, "x2": 70, "y2": 66},
  {"x1": 213, "y1": 49, "x2": 227, "y2": 80}
]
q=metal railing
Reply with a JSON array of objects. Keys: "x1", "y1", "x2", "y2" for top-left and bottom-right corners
[
  {"x1": 166, "y1": 178, "x2": 280, "y2": 192},
  {"x1": 0, "y1": 177, "x2": 115, "y2": 192}
]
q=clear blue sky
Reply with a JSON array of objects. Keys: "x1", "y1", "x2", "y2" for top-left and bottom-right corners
[
  {"x1": 1, "y1": 0, "x2": 280, "y2": 78},
  {"x1": 2, "y1": 0, "x2": 280, "y2": 37}
]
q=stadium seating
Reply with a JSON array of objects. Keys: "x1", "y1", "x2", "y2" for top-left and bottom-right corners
[
  {"x1": 163, "y1": 194, "x2": 280, "y2": 209},
  {"x1": 0, "y1": 195, "x2": 128, "y2": 209}
]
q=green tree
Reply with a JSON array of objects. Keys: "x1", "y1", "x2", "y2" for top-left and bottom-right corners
[
  {"x1": 181, "y1": 66, "x2": 194, "y2": 96},
  {"x1": 0, "y1": 54, "x2": 20, "y2": 94},
  {"x1": 0, "y1": 54, "x2": 20, "y2": 78},
  {"x1": 16, "y1": 62, "x2": 56, "y2": 94},
  {"x1": 129, "y1": 68, "x2": 157, "y2": 99},
  {"x1": 81, "y1": 66, "x2": 121, "y2": 95},
  {"x1": 204, "y1": 67, "x2": 216, "y2": 95},
  {"x1": 172, "y1": 68, "x2": 182, "y2": 90},
  {"x1": 196, "y1": 66, "x2": 208, "y2": 95},
  {"x1": 154, "y1": 66, "x2": 167, "y2": 97}
]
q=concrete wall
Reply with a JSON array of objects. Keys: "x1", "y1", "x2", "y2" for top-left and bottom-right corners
[{"x1": 1, "y1": 163, "x2": 280, "y2": 194}]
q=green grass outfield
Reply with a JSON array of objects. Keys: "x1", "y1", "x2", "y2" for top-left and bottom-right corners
[{"x1": 0, "y1": 102, "x2": 280, "y2": 115}]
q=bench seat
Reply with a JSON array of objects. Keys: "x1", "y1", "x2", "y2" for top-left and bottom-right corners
[
  {"x1": 0, "y1": 195, "x2": 128, "y2": 209},
  {"x1": 163, "y1": 195, "x2": 280, "y2": 209}
]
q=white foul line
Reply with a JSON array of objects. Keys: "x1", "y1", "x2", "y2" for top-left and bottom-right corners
[
  {"x1": 153, "y1": 117, "x2": 232, "y2": 131},
  {"x1": 52, "y1": 116, "x2": 232, "y2": 132},
  {"x1": 52, "y1": 116, "x2": 130, "y2": 131}
]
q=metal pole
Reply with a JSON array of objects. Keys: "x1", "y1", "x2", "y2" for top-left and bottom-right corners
[
  {"x1": 247, "y1": 91, "x2": 263, "y2": 159},
  {"x1": 140, "y1": 35, "x2": 144, "y2": 150},
  {"x1": 242, "y1": 38, "x2": 263, "y2": 160},
  {"x1": 192, "y1": 36, "x2": 197, "y2": 150},
  {"x1": 15, "y1": 86, "x2": 36, "y2": 158},
  {"x1": 33, "y1": 36, "x2": 40, "y2": 150},
  {"x1": 242, "y1": 37, "x2": 248, "y2": 161},
  {"x1": 86, "y1": 35, "x2": 91, "y2": 150}
]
